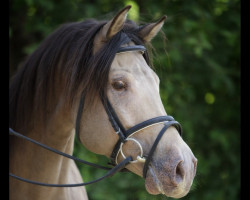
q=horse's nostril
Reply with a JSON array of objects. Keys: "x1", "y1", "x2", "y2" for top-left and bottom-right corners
[{"x1": 174, "y1": 160, "x2": 184, "y2": 185}]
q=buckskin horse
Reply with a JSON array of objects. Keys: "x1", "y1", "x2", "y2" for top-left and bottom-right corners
[{"x1": 9, "y1": 5, "x2": 197, "y2": 200}]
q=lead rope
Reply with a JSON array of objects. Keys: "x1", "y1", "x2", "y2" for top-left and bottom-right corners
[{"x1": 9, "y1": 128, "x2": 132, "y2": 187}]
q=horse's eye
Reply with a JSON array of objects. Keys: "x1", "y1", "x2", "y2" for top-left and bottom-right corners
[{"x1": 112, "y1": 81, "x2": 126, "y2": 90}]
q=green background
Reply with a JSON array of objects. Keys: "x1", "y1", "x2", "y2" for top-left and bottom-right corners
[{"x1": 10, "y1": 0, "x2": 240, "y2": 199}]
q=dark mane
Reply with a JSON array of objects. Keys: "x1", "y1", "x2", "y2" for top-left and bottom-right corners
[{"x1": 9, "y1": 19, "x2": 151, "y2": 131}]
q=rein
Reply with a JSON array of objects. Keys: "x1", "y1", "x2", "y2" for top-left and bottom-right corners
[
  {"x1": 9, "y1": 44, "x2": 182, "y2": 187},
  {"x1": 9, "y1": 128, "x2": 131, "y2": 187}
]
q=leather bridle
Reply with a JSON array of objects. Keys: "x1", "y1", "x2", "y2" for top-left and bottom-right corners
[
  {"x1": 9, "y1": 44, "x2": 182, "y2": 187},
  {"x1": 99, "y1": 96, "x2": 182, "y2": 178}
]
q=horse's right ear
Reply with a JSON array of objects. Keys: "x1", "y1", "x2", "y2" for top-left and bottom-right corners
[
  {"x1": 138, "y1": 15, "x2": 167, "y2": 42},
  {"x1": 94, "y1": 6, "x2": 131, "y2": 53}
]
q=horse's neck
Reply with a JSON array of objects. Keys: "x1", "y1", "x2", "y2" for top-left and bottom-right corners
[
  {"x1": 10, "y1": 108, "x2": 88, "y2": 200},
  {"x1": 10, "y1": 100, "x2": 76, "y2": 168}
]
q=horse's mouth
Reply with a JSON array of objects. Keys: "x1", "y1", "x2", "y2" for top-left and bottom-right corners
[{"x1": 144, "y1": 164, "x2": 190, "y2": 198}]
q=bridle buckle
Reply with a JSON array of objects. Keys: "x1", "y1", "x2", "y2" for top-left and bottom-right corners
[{"x1": 115, "y1": 128, "x2": 121, "y2": 135}]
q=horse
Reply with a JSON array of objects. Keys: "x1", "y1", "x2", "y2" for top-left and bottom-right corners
[{"x1": 9, "y1": 5, "x2": 197, "y2": 200}]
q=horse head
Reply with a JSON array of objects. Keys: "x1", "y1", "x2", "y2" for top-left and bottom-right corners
[{"x1": 77, "y1": 6, "x2": 197, "y2": 198}]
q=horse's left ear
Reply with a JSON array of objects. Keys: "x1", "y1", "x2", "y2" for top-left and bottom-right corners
[
  {"x1": 138, "y1": 15, "x2": 167, "y2": 42},
  {"x1": 103, "y1": 5, "x2": 131, "y2": 40},
  {"x1": 93, "y1": 5, "x2": 131, "y2": 53}
]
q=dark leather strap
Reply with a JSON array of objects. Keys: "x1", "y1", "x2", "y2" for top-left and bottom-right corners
[
  {"x1": 100, "y1": 96, "x2": 127, "y2": 142},
  {"x1": 75, "y1": 92, "x2": 85, "y2": 142},
  {"x1": 9, "y1": 128, "x2": 132, "y2": 187},
  {"x1": 9, "y1": 128, "x2": 111, "y2": 170},
  {"x1": 9, "y1": 156, "x2": 132, "y2": 187},
  {"x1": 117, "y1": 45, "x2": 146, "y2": 53},
  {"x1": 142, "y1": 121, "x2": 182, "y2": 178},
  {"x1": 126, "y1": 116, "x2": 177, "y2": 137}
]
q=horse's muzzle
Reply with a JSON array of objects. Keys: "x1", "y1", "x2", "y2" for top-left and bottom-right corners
[{"x1": 144, "y1": 141, "x2": 197, "y2": 198}]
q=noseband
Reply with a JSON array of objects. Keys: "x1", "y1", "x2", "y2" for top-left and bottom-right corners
[
  {"x1": 9, "y1": 44, "x2": 182, "y2": 187},
  {"x1": 100, "y1": 97, "x2": 182, "y2": 178}
]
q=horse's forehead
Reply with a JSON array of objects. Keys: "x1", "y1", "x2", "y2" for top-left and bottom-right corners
[{"x1": 111, "y1": 52, "x2": 149, "y2": 73}]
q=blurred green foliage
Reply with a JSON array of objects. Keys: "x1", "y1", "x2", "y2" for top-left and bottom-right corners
[{"x1": 10, "y1": 0, "x2": 240, "y2": 199}]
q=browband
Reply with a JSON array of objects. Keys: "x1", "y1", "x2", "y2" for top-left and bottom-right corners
[{"x1": 117, "y1": 45, "x2": 146, "y2": 54}]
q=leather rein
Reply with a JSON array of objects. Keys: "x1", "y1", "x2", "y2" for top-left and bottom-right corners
[{"x1": 9, "y1": 44, "x2": 182, "y2": 187}]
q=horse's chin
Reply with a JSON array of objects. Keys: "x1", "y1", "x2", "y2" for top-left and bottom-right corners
[{"x1": 144, "y1": 165, "x2": 189, "y2": 198}]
